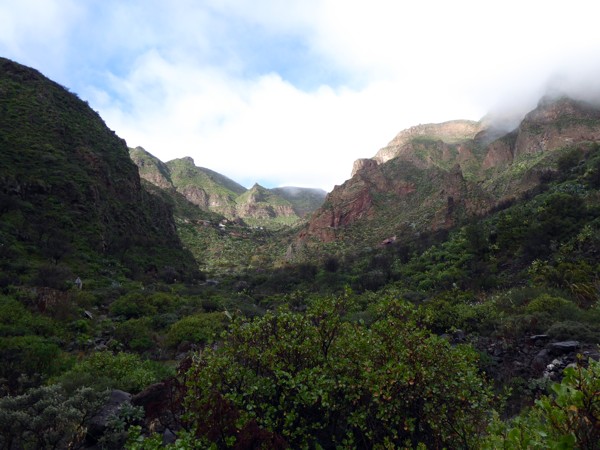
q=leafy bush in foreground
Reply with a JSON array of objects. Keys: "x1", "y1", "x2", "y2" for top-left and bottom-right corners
[
  {"x1": 182, "y1": 295, "x2": 495, "y2": 449},
  {"x1": 0, "y1": 384, "x2": 105, "y2": 449},
  {"x1": 484, "y1": 357, "x2": 600, "y2": 449}
]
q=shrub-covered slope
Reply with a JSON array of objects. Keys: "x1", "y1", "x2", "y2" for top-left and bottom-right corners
[
  {"x1": 301, "y1": 96, "x2": 600, "y2": 249},
  {"x1": 130, "y1": 147, "x2": 326, "y2": 228},
  {"x1": 0, "y1": 57, "x2": 198, "y2": 286}
]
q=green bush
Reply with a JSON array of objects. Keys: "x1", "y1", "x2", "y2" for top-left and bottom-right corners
[
  {"x1": 114, "y1": 318, "x2": 155, "y2": 353},
  {"x1": 56, "y1": 351, "x2": 172, "y2": 394},
  {"x1": 525, "y1": 294, "x2": 580, "y2": 321},
  {"x1": 183, "y1": 295, "x2": 495, "y2": 448},
  {"x1": 484, "y1": 358, "x2": 600, "y2": 449},
  {"x1": 0, "y1": 335, "x2": 67, "y2": 393},
  {"x1": 0, "y1": 384, "x2": 105, "y2": 449},
  {"x1": 33, "y1": 263, "x2": 74, "y2": 290},
  {"x1": 419, "y1": 296, "x2": 500, "y2": 335},
  {"x1": 546, "y1": 321, "x2": 600, "y2": 342},
  {"x1": 110, "y1": 292, "x2": 157, "y2": 319},
  {"x1": 165, "y1": 312, "x2": 226, "y2": 349},
  {"x1": 0, "y1": 295, "x2": 56, "y2": 337}
]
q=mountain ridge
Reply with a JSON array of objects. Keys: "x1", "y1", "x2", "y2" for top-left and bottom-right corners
[
  {"x1": 130, "y1": 147, "x2": 327, "y2": 226},
  {"x1": 300, "y1": 95, "x2": 600, "y2": 246},
  {"x1": 0, "y1": 56, "x2": 199, "y2": 284}
]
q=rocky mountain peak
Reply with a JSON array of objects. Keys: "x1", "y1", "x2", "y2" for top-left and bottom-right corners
[
  {"x1": 301, "y1": 95, "x2": 600, "y2": 247},
  {"x1": 244, "y1": 183, "x2": 267, "y2": 203},
  {"x1": 373, "y1": 120, "x2": 483, "y2": 165},
  {"x1": 179, "y1": 156, "x2": 196, "y2": 166},
  {"x1": 351, "y1": 158, "x2": 379, "y2": 177},
  {"x1": 512, "y1": 96, "x2": 600, "y2": 160},
  {"x1": 129, "y1": 146, "x2": 173, "y2": 190},
  {"x1": 524, "y1": 96, "x2": 600, "y2": 125}
]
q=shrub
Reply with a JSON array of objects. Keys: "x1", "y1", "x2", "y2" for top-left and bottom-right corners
[
  {"x1": 525, "y1": 294, "x2": 581, "y2": 322},
  {"x1": 546, "y1": 321, "x2": 600, "y2": 342},
  {"x1": 56, "y1": 351, "x2": 172, "y2": 394},
  {"x1": 0, "y1": 295, "x2": 56, "y2": 337},
  {"x1": 110, "y1": 292, "x2": 157, "y2": 319},
  {"x1": 184, "y1": 295, "x2": 495, "y2": 449},
  {"x1": 557, "y1": 147, "x2": 585, "y2": 174},
  {"x1": 33, "y1": 263, "x2": 74, "y2": 290},
  {"x1": 484, "y1": 357, "x2": 600, "y2": 449},
  {"x1": 0, "y1": 384, "x2": 105, "y2": 449},
  {"x1": 114, "y1": 318, "x2": 155, "y2": 353},
  {"x1": 165, "y1": 312, "x2": 226, "y2": 350},
  {"x1": 323, "y1": 256, "x2": 339, "y2": 272},
  {"x1": 0, "y1": 335, "x2": 67, "y2": 394}
]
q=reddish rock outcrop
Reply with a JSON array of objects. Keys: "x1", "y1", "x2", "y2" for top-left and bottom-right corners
[
  {"x1": 513, "y1": 97, "x2": 600, "y2": 158},
  {"x1": 374, "y1": 120, "x2": 483, "y2": 164},
  {"x1": 300, "y1": 96, "x2": 600, "y2": 246}
]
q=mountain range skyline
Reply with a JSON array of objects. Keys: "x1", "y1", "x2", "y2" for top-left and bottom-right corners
[{"x1": 2, "y1": 1, "x2": 600, "y2": 190}]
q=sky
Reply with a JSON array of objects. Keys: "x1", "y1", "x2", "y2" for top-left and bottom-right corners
[{"x1": 2, "y1": 0, "x2": 600, "y2": 192}]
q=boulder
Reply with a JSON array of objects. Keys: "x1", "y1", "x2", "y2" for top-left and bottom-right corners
[
  {"x1": 548, "y1": 341, "x2": 580, "y2": 356},
  {"x1": 86, "y1": 390, "x2": 131, "y2": 445}
]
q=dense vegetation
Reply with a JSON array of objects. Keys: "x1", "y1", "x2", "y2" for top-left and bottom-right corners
[{"x1": 1, "y1": 57, "x2": 600, "y2": 448}]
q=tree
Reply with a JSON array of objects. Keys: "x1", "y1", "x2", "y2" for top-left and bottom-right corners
[
  {"x1": 0, "y1": 384, "x2": 105, "y2": 449},
  {"x1": 183, "y1": 294, "x2": 495, "y2": 448},
  {"x1": 0, "y1": 335, "x2": 65, "y2": 394}
]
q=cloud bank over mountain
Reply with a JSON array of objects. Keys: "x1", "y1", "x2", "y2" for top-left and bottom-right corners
[{"x1": 2, "y1": 0, "x2": 600, "y2": 190}]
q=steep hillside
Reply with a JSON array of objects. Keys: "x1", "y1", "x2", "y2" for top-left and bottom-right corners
[
  {"x1": 129, "y1": 146, "x2": 174, "y2": 190},
  {"x1": 300, "y1": 96, "x2": 600, "y2": 248},
  {"x1": 129, "y1": 148, "x2": 326, "y2": 227},
  {"x1": 0, "y1": 57, "x2": 198, "y2": 285},
  {"x1": 166, "y1": 157, "x2": 245, "y2": 217},
  {"x1": 235, "y1": 183, "x2": 298, "y2": 226},
  {"x1": 272, "y1": 186, "x2": 328, "y2": 217}
]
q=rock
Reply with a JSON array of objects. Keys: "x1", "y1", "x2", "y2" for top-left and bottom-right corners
[
  {"x1": 163, "y1": 429, "x2": 177, "y2": 445},
  {"x1": 548, "y1": 341, "x2": 580, "y2": 355},
  {"x1": 86, "y1": 390, "x2": 131, "y2": 445},
  {"x1": 351, "y1": 158, "x2": 378, "y2": 177},
  {"x1": 131, "y1": 382, "x2": 168, "y2": 415},
  {"x1": 530, "y1": 334, "x2": 549, "y2": 342},
  {"x1": 132, "y1": 381, "x2": 182, "y2": 436},
  {"x1": 452, "y1": 329, "x2": 466, "y2": 343},
  {"x1": 373, "y1": 120, "x2": 483, "y2": 165},
  {"x1": 532, "y1": 349, "x2": 550, "y2": 373}
]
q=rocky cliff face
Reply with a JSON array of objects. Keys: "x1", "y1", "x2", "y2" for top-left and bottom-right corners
[
  {"x1": 129, "y1": 150, "x2": 324, "y2": 226},
  {"x1": 129, "y1": 147, "x2": 174, "y2": 190},
  {"x1": 235, "y1": 184, "x2": 298, "y2": 220},
  {"x1": 302, "y1": 158, "x2": 491, "y2": 243},
  {"x1": 301, "y1": 96, "x2": 600, "y2": 245},
  {"x1": 373, "y1": 120, "x2": 484, "y2": 165},
  {"x1": 0, "y1": 57, "x2": 197, "y2": 281},
  {"x1": 513, "y1": 97, "x2": 600, "y2": 159}
]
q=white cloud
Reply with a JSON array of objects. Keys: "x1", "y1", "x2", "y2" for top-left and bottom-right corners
[
  {"x1": 0, "y1": 0, "x2": 84, "y2": 80},
  {"x1": 3, "y1": 0, "x2": 600, "y2": 191},
  {"x1": 94, "y1": 51, "x2": 405, "y2": 191}
]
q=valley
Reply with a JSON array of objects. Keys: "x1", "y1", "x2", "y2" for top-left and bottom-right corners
[{"x1": 1, "y1": 56, "x2": 599, "y2": 448}]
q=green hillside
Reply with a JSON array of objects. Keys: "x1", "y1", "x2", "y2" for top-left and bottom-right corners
[
  {"x1": 130, "y1": 147, "x2": 326, "y2": 228},
  {"x1": 167, "y1": 156, "x2": 245, "y2": 215},
  {"x1": 0, "y1": 57, "x2": 198, "y2": 288},
  {"x1": 272, "y1": 186, "x2": 327, "y2": 217},
  {"x1": 1, "y1": 57, "x2": 600, "y2": 449}
]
